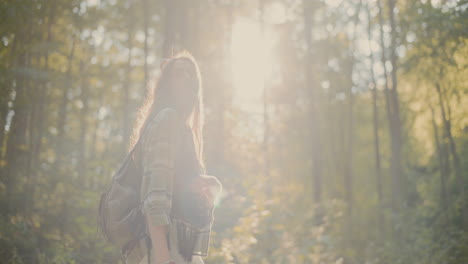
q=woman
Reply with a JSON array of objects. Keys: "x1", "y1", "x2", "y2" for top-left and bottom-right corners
[{"x1": 124, "y1": 50, "x2": 222, "y2": 264}]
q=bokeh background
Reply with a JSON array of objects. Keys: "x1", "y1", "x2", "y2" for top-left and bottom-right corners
[{"x1": 0, "y1": 0, "x2": 467, "y2": 263}]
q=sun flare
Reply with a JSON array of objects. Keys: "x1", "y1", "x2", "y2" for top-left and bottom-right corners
[{"x1": 230, "y1": 18, "x2": 276, "y2": 107}]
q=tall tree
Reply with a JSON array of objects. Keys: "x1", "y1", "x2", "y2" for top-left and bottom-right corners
[
  {"x1": 142, "y1": 0, "x2": 149, "y2": 87},
  {"x1": 366, "y1": 5, "x2": 385, "y2": 234},
  {"x1": 122, "y1": 1, "x2": 134, "y2": 152},
  {"x1": 259, "y1": 0, "x2": 271, "y2": 197},
  {"x1": 302, "y1": 0, "x2": 323, "y2": 203},
  {"x1": 54, "y1": 37, "x2": 76, "y2": 167},
  {"x1": 4, "y1": 23, "x2": 33, "y2": 216},
  {"x1": 386, "y1": 0, "x2": 403, "y2": 210},
  {"x1": 430, "y1": 105, "x2": 449, "y2": 220}
]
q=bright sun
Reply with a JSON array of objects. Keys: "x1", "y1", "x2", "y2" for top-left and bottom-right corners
[{"x1": 230, "y1": 17, "x2": 276, "y2": 109}]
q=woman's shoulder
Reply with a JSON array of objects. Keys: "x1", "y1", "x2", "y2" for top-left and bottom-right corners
[{"x1": 139, "y1": 107, "x2": 187, "y2": 153}]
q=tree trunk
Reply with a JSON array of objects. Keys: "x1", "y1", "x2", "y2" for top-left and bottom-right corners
[
  {"x1": 54, "y1": 38, "x2": 76, "y2": 167},
  {"x1": 366, "y1": 6, "x2": 385, "y2": 234},
  {"x1": 162, "y1": 0, "x2": 177, "y2": 57},
  {"x1": 430, "y1": 105, "x2": 449, "y2": 221},
  {"x1": 387, "y1": 0, "x2": 403, "y2": 210},
  {"x1": 142, "y1": 0, "x2": 149, "y2": 88},
  {"x1": 259, "y1": 0, "x2": 271, "y2": 197},
  {"x1": 26, "y1": 1, "x2": 56, "y2": 214},
  {"x1": 123, "y1": 8, "x2": 134, "y2": 153},
  {"x1": 90, "y1": 88, "x2": 104, "y2": 174},
  {"x1": 4, "y1": 27, "x2": 32, "y2": 216},
  {"x1": 78, "y1": 60, "x2": 89, "y2": 181},
  {"x1": 302, "y1": 0, "x2": 323, "y2": 203},
  {"x1": 377, "y1": 0, "x2": 402, "y2": 212},
  {"x1": 435, "y1": 80, "x2": 465, "y2": 225},
  {"x1": 344, "y1": 0, "x2": 362, "y2": 219}
]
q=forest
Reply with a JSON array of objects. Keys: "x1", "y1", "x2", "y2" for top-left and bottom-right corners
[{"x1": 0, "y1": 0, "x2": 467, "y2": 263}]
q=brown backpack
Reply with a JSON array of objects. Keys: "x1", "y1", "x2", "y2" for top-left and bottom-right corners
[{"x1": 97, "y1": 125, "x2": 149, "y2": 255}]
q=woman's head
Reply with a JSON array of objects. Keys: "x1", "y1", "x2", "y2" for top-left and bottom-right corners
[
  {"x1": 130, "y1": 50, "x2": 206, "y2": 173},
  {"x1": 160, "y1": 57, "x2": 200, "y2": 119}
]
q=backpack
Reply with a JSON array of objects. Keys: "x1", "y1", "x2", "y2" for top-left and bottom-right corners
[{"x1": 97, "y1": 121, "x2": 150, "y2": 255}]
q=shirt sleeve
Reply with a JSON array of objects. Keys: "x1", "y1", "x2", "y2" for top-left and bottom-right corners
[{"x1": 140, "y1": 108, "x2": 183, "y2": 227}]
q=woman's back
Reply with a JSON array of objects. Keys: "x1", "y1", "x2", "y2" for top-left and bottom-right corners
[{"x1": 124, "y1": 107, "x2": 211, "y2": 264}]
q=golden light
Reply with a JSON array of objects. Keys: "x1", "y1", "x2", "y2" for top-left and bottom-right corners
[{"x1": 230, "y1": 17, "x2": 277, "y2": 108}]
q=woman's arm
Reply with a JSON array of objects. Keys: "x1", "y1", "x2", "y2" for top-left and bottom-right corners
[
  {"x1": 140, "y1": 108, "x2": 183, "y2": 264},
  {"x1": 145, "y1": 213, "x2": 171, "y2": 264}
]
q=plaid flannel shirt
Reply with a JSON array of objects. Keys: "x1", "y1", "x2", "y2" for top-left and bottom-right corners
[{"x1": 124, "y1": 107, "x2": 212, "y2": 264}]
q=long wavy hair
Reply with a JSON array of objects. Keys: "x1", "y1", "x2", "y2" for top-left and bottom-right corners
[{"x1": 128, "y1": 50, "x2": 206, "y2": 174}]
